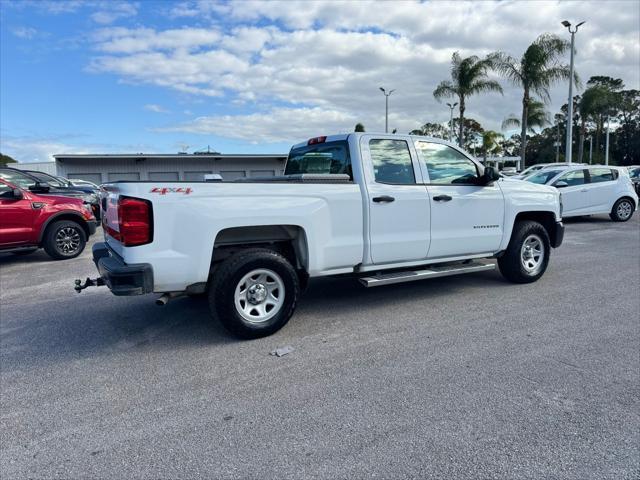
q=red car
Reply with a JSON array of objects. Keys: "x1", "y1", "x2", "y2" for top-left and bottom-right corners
[{"x1": 0, "y1": 178, "x2": 97, "y2": 259}]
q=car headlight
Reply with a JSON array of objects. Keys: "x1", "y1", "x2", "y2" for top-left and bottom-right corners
[{"x1": 82, "y1": 193, "x2": 98, "y2": 203}]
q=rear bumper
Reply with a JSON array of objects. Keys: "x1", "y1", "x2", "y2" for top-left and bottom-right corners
[
  {"x1": 92, "y1": 242, "x2": 153, "y2": 296},
  {"x1": 551, "y1": 221, "x2": 564, "y2": 248}
]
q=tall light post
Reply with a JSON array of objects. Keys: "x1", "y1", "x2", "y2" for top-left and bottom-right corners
[
  {"x1": 446, "y1": 102, "x2": 457, "y2": 142},
  {"x1": 605, "y1": 115, "x2": 610, "y2": 165},
  {"x1": 555, "y1": 121, "x2": 561, "y2": 162},
  {"x1": 588, "y1": 135, "x2": 593, "y2": 164},
  {"x1": 562, "y1": 20, "x2": 585, "y2": 164},
  {"x1": 379, "y1": 87, "x2": 395, "y2": 133}
]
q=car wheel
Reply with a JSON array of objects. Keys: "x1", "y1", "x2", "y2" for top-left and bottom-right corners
[
  {"x1": 208, "y1": 248, "x2": 300, "y2": 338},
  {"x1": 42, "y1": 220, "x2": 87, "y2": 260},
  {"x1": 12, "y1": 248, "x2": 38, "y2": 256},
  {"x1": 498, "y1": 220, "x2": 551, "y2": 284},
  {"x1": 609, "y1": 198, "x2": 634, "y2": 222}
]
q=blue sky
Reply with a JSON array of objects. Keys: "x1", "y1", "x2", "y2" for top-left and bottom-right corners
[{"x1": 1, "y1": 0, "x2": 638, "y2": 162}]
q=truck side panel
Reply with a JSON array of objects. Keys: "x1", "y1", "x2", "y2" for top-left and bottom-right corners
[{"x1": 104, "y1": 182, "x2": 364, "y2": 292}]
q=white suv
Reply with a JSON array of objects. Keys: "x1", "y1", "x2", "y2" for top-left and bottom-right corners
[{"x1": 526, "y1": 165, "x2": 638, "y2": 221}]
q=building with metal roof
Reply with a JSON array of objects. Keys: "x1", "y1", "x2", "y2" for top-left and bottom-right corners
[{"x1": 15, "y1": 153, "x2": 288, "y2": 184}]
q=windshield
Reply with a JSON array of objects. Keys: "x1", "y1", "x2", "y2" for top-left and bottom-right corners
[
  {"x1": 520, "y1": 164, "x2": 545, "y2": 176},
  {"x1": 285, "y1": 141, "x2": 351, "y2": 177},
  {"x1": 526, "y1": 169, "x2": 564, "y2": 185},
  {"x1": 28, "y1": 171, "x2": 65, "y2": 187},
  {"x1": 0, "y1": 169, "x2": 38, "y2": 189}
]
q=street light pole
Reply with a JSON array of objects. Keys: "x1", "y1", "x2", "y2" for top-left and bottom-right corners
[
  {"x1": 555, "y1": 121, "x2": 560, "y2": 162},
  {"x1": 588, "y1": 135, "x2": 593, "y2": 164},
  {"x1": 562, "y1": 20, "x2": 585, "y2": 164},
  {"x1": 605, "y1": 116, "x2": 610, "y2": 165},
  {"x1": 446, "y1": 102, "x2": 457, "y2": 142},
  {"x1": 379, "y1": 87, "x2": 395, "y2": 133}
]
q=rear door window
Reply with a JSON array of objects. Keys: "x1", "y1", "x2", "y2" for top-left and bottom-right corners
[
  {"x1": 369, "y1": 139, "x2": 415, "y2": 185},
  {"x1": 589, "y1": 168, "x2": 615, "y2": 183}
]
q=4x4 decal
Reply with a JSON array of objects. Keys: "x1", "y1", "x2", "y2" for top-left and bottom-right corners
[{"x1": 150, "y1": 187, "x2": 193, "y2": 195}]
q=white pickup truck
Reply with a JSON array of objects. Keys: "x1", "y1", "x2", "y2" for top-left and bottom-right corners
[{"x1": 79, "y1": 133, "x2": 564, "y2": 338}]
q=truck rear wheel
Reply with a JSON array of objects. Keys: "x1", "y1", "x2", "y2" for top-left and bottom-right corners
[
  {"x1": 208, "y1": 248, "x2": 300, "y2": 338},
  {"x1": 498, "y1": 220, "x2": 550, "y2": 284},
  {"x1": 42, "y1": 220, "x2": 87, "y2": 260}
]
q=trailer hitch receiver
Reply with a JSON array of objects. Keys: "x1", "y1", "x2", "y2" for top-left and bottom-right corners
[{"x1": 74, "y1": 277, "x2": 105, "y2": 293}]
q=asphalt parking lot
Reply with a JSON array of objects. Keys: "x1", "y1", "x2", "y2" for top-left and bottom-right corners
[{"x1": 1, "y1": 216, "x2": 639, "y2": 479}]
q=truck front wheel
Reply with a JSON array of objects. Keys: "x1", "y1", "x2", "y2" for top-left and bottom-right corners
[
  {"x1": 498, "y1": 221, "x2": 550, "y2": 284},
  {"x1": 208, "y1": 248, "x2": 300, "y2": 338}
]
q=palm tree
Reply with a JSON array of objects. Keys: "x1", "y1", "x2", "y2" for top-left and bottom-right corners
[
  {"x1": 493, "y1": 33, "x2": 573, "y2": 169},
  {"x1": 481, "y1": 130, "x2": 503, "y2": 162},
  {"x1": 433, "y1": 52, "x2": 503, "y2": 148},
  {"x1": 501, "y1": 100, "x2": 550, "y2": 133}
]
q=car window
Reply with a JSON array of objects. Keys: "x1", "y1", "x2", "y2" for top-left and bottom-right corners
[
  {"x1": 29, "y1": 172, "x2": 64, "y2": 187},
  {"x1": 629, "y1": 167, "x2": 640, "y2": 179},
  {"x1": 0, "y1": 170, "x2": 37, "y2": 189},
  {"x1": 285, "y1": 141, "x2": 352, "y2": 178},
  {"x1": 370, "y1": 139, "x2": 415, "y2": 185},
  {"x1": 589, "y1": 168, "x2": 615, "y2": 183},
  {"x1": 0, "y1": 183, "x2": 13, "y2": 198},
  {"x1": 556, "y1": 169, "x2": 586, "y2": 186},
  {"x1": 526, "y1": 169, "x2": 564, "y2": 184},
  {"x1": 415, "y1": 142, "x2": 478, "y2": 185}
]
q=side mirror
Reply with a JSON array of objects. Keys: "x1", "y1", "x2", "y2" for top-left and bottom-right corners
[
  {"x1": 29, "y1": 181, "x2": 51, "y2": 193},
  {"x1": 482, "y1": 166, "x2": 500, "y2": 185},
  {"x1": 555, "y1": 180, "x2": 568, "y2": 188}
]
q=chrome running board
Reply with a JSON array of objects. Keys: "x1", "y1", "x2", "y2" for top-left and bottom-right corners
[{"x1": 359, "y1": 261, "x2": 495, "y2": 287}]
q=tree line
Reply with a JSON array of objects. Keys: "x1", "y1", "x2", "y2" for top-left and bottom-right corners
[{"x1": 407, "y1": 33, "x2": 638, "y2": 167}]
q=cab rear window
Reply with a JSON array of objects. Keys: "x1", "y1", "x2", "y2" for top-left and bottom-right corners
[{"x1": 285, "y1": 141, "x2": 352, "y2": 178}]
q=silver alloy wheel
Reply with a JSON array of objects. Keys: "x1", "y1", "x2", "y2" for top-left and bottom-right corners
[
  {"x1": 234, "y1": 269, "x2": 285, "y2": 323},
  {"x1": 55, "y1": 227, "x2": 81, "y2": 254},
  {"x1": 520, "y1": 234, "x2": 545, "y2": 275},
  {"x1": 616, "y1": 200, "x2": 633, "y2": 220}
]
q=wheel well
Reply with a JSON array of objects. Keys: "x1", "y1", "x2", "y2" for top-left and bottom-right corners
[
  {"x1": 40, "y1": 213, "x2": 90, "y2": 244},
  {"x1": 616, "y1": 196, "x2": 636, "y2": 209},
  {"x1": 514, "y1": 211, "x2": 557, "y2": 245},
  {"x1": 211, "y1": 225, "x2": 309, "y2": 273}
]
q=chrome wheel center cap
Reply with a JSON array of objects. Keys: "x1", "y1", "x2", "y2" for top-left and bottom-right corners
[
  {"x1": 247, "y1": 284, "x2": 267, "y2": 304},
  {"x1": 523, "y1": 246, "x2": 533, "y2": 259}
]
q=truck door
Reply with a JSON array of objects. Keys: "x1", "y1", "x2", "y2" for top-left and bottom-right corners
[
  {"x1": 0, "y1": 184, "x2": 37, "y2": 246},
  {"x1": 361, "y1": 136, "x2": 430, "y2": 264},
  {"x1": 414, "y1": 141, "x2": 504, "y2": 258}
]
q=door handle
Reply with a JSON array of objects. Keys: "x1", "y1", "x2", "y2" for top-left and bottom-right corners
[
  {"x1": 372, "y1": 195, "x2": 395, "y2": 203},
  {"x1": 433, "y1": 195, "x2": 452, "y2": 202}
]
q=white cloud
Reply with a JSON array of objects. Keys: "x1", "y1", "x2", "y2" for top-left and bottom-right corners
[
  {"x1": 144, "y1": 104, "x2": 170, "y2": 114},
  {"x1": 80, "y1": 0, "x2": 640, "y2": 143},
  {"x1": 11, "y1": 27, "x2": 38, "y2": 39},
  {"x1": 157, "y1": 107, "x2": 359, "y2": 143},
  {"x1": 0, "y1": 136, "x2": 96, "y2": 163}
]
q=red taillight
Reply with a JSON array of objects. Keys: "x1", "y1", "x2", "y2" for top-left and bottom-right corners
[
  {"x1": 117, "y1": 196, "x2": 152, "y2": 246},
  {"x1": 307, "y1": 136, "x2": 327, "y2": 145}
]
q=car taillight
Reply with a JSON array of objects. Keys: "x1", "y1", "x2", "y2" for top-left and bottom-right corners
[{"x1": 118, "y1": 196, "x2": 152, "y2": 246}]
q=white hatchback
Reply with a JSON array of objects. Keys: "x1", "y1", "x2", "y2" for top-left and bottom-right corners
[{"x1": 526, "y1": 165, "x2": 638, "y2": 221}]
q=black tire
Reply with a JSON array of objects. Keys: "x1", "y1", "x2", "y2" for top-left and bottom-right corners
[
  {"x1": 609, "y1": 198, "x2": 635, "y2": 222},
  {"x1": 498, "y1": 220, "x2": 550, "y2": 284},
  {"x1": 208, "y1": 248, "x2": 300, "y2": 338},
  {"x1": 12, "y1": 248, "x2": 38, "y2": 256},
  {"x1": 42, "y1": 220, "x2": 87, "y2": 260}
]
